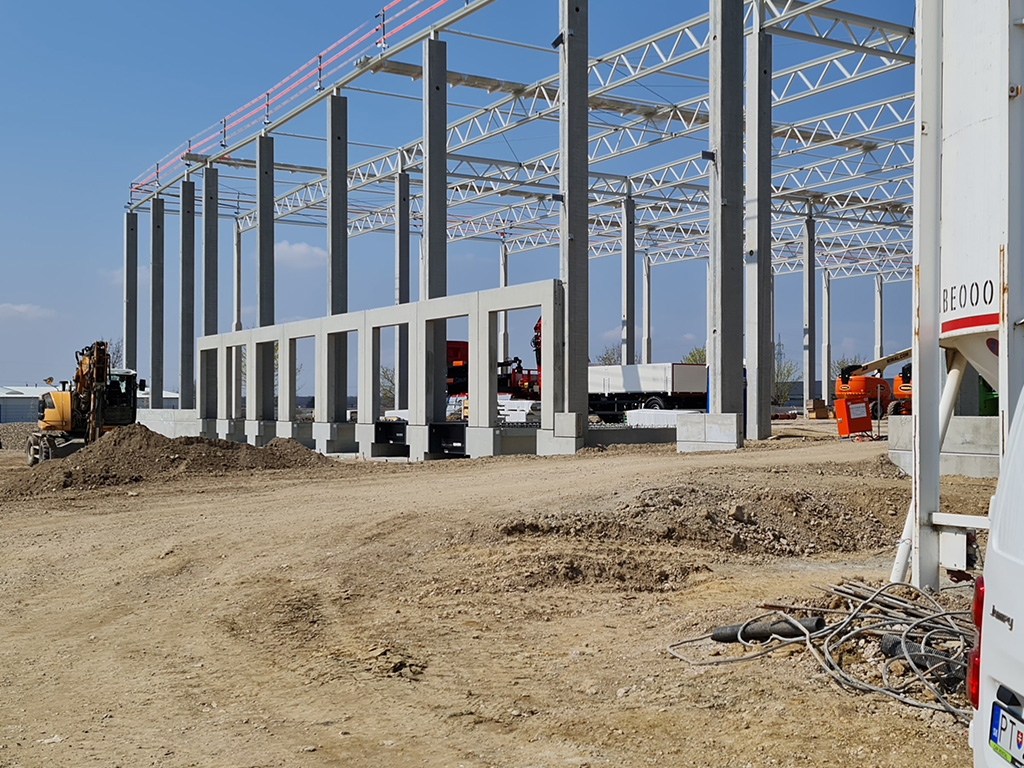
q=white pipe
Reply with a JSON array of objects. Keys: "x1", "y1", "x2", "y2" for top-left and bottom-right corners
[{"x1": 890, "y1": 349, "x2": 968, "y2": 582}]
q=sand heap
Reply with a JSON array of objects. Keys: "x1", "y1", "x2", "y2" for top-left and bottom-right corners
[{"x1": 6, "y1": 424, "x2": 339, "y2": 495}]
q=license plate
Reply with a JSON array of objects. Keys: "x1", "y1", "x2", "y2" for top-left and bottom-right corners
[{"x1": 990, "y1": 703, "x2": 1024, "y2": 767}]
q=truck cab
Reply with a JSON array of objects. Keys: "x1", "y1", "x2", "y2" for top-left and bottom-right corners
[{"x1": 971, "y1": 401, "x2": 1024, "y2": 766}]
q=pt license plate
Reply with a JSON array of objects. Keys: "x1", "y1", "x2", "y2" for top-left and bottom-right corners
[{"x1": 991, "y1": 703, "x2": 1024, "y2": 767}]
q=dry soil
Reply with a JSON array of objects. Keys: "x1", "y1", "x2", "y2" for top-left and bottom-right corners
[{"x1": 0, "y1": 423, "x2": 994, "y2": 767}]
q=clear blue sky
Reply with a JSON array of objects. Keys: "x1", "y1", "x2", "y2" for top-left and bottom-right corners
[{"x1": 0, "y1": 0, "x2": 912, "y2": 393}]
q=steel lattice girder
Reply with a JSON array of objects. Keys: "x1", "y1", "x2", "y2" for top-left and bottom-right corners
[{"x1": 129, "y1": 0, "x2": 917, "y2": 284}]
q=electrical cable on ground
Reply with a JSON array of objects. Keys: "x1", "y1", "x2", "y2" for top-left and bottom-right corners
[{"x1": 667, "y1": 580, "x2": 975, "y2": 725}]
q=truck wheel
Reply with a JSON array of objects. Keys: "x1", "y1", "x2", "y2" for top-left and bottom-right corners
[
  {"x1": 886, "y1": 400, "x2": 902, "y2": 417},
  {"x1": 25, "y1": 434, "x2": 40, "y2": 467},
  {"x1": 871, "y1": 401, "x2": 884, "y2": 420},
  {"x1": 644, "y1": 396, "x2": 668, "y2": 410}
]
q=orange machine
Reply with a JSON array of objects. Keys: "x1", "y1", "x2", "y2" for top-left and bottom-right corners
[
  {"x1": 889, "y1": 363, "x2": 913, "y2": 415},
  {"x1": 835, "y1": 368, "x2": 892, "y2": 420},
  {"x1": 833, "y1": 348, "x2": 913, "y2": 419}
]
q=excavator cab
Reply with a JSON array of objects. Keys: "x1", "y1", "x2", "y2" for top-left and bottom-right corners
[{"x1": 104, "y1": 370, "x2": 139, "y2": 428}]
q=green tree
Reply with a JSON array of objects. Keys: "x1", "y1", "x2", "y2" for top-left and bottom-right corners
[{"x1": 681, "y1": 345, "x2": 706, "y2": 364}]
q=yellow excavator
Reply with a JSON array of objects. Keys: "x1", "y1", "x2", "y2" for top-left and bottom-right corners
[{"x1": 26, "y1": 341, "x2": 145, "y2": 466}]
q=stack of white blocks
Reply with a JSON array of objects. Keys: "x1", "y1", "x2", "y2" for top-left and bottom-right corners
[{"x1": 676, "y1": 413, "x2": 744, "y2": 453}]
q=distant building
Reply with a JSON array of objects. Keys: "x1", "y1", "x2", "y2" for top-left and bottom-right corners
[{"x1": 0, "y1": 385, "x2": 53, "y2": 423}]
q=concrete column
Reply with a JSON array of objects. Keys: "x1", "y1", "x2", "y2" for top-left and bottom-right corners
[
  {"x1": 202, "y1": 166, "x2": 218, "y2": 337},
  {"x1": 707, "y1": 0, "x2": 745, "y2": 415},
  {"x1": 499, "y1": 240, "x2": 510, "y2": 361},
  {"x1": 278, "y1": 335, "x2": 296, "y2": 422},
  {"x1": 149, "y1": 197, "x2": 165, "y2": 409},
  {"x1": 641, "y1": 255, "x2": 652, "y2": 364},
  {"x1": 874, "y1": 273, "x2": 884, "y2": 360},
  {"x1": 803, "y1": 215, "x2": 817, "y2": 411},
  {"x1": 422, "y1": 36, "x2": 448, "y2": 423},
  {"x1": 743, "y1": 19, "x2": 772, "y2": 439},
  {"x1": 328, "y1": 94, "x2": 348, "y2": 316},
  {"x1": 257, "y1": 135, "x2": 275, "y2": 328},
  {"x1": 911, "y1": 0, "x2": 943, "y2": 590},
  {"x1": 621, "y1": 195, "x2": 636, "y2": 365},
  {"x1": 395, "y1": 171, "x2": 411, "y2": 410},
  {"x1": 821, "y1": 270, "x2": 831, "y2": 405},
  {"x1": 256, "y1": 136, "x2": 276, "y2": 419},
  {"x1": 357, "y1": 322, "x2": 382, "y2": 424},
  {"x1": 231, "y1": 219, "x2": 243, "y2": 418},
  {"x1": 558, "y1": 0, "x2": 590, "y2": 420},
  {"x1": 469, "y1": 306, "x2": 498, "y2": 429},
  {"x1": 123, "y1": 211, "x2": 138, "y2": 371},
  {"x1": 328, "y1": 96, "x2": 349, "y2": 421},
  {"x1": 179, "y1": 180, "x2": 196, "y2": 409}
]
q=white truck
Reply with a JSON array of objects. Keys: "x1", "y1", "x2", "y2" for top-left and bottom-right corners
[
  {"x1": 587, "y1": 363, "x2": 707, "y2": 422},
  {"x1": 970, "y1": 404, "x2": 1024, "y2": 767}
]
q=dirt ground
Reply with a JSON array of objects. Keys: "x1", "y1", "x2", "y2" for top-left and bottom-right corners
[{"x1": 0, "y1": 421, "x2": 994, "y2": 767}]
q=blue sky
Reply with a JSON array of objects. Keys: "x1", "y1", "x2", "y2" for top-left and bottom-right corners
[{"x1": 0, "y1": 0, "x2": 912, "y2": 394}]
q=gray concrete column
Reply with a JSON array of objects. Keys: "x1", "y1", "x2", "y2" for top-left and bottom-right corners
[
  {"x1": 821, "y1": 269, "x2": 832, "y2": 406},
  {"x1": 328, "y1": 96, "x2": 349, "y2": 421},
  {"x1": 257, "y1": 135, "x2": 275, "y2": 328},
  {"x1": 743, "y1": 19, "x2": 772, "y2": 439},
  {"x1": 123, "y1": 211, "x2": 138, "y2": 371},
  {"x1": 179, "y1": 180, "x2": 195, "y2": 409},
  {"x1": 202, "y1": 166, "x2": 218, "y2": 337},
  {"x1": 558, "y1": 0, "x2": 589, "y2": 417},
  {"x1": 621, "y1": 195, "x2": 636, "y2": 365},
  {"x1": 641, "y1": 255, "x2": 652, "y2": 364},
  {"x1": 422, "y1": 36, "x2": 448, "y2": 423},
  {"x1": 328, "y1": 94, "x2": 348, "y2": 316},
  {"x1": 499, "y1": 240, "x2": 509, "y2": 361},
  {"x1": 256, "y1": 136, "x2": 276, "y2": 418},
  {"x1": 395, "y1": 171, "x2": 411, "y2": 410},
  {"x1": 231, "y1": 219, "x2": 243, "y2": 418},
  {"x1": 149, "y1": 197, "x2": 165, "y2": 409},
  {"x1": 803, "y1": 215, "x2": 817, "y2": 410},
  {"x1": 874, "y1": 273, "x2": 884, "y2": 360},
  {"x1": 232, "y1": 219, "x2": 242, "y2": 333},
  {"x1": 707, "y1": 0, "x2": 745, "y2": 415}
]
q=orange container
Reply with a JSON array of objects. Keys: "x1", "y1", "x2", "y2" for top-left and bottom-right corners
[{"x1": 835, "y1": 396, "x2": 873, "y2": 437}]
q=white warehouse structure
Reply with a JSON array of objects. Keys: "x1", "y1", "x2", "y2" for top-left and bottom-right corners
[{"x1": 125, "y1": 0, "x2": 915, "y2": 461}]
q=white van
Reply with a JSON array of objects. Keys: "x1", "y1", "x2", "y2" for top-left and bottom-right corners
[{"x1": 971, "y1": 408, "x2": 1024, "y2": 766}]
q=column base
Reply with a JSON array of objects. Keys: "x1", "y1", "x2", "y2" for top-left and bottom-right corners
[
  {"x1": 275, "y1": 421, "x2": 314, "y2": 448},
  {"x1": 244, "y1": 420, "x2": 277, "y2": 447},
  {"x1": 216, "y1": 418, "x2": 246, "y2": 442},
  {"x1": 312, "y1": 422, "x2": 357, "y2": 454}
]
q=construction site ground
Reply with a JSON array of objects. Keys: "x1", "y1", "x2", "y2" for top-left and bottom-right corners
[{"x1": 0, "y1": 418, "x2": 993, "y2": 768}]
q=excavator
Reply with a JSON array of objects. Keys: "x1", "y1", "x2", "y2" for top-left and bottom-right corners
[
  {"x1": 834, "y1": 347, "x2": 912, "y2": 418},
  {"x1": 26, "y1": 341, "x2": 145, "y2": 466}
]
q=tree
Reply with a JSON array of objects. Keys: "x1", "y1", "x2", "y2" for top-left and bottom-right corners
[
  {"x1": 594, "y1": 342, "x2": 639, "y2": 365},
  {"x1": 830, "y1": 356, "x2": 863, "y2": 380},
  {"x1": 104, "y1": 337, "x2": 124, "y2": 369},
  {"x1": 380, "y1": 366, "x2": 396, "y2": 409},
  {"x1": 681, "y1": 345, "x2": 706, "y2": 364},
  {"x1": 772, "y1": 337, "x2": 801, "y2": 407}
]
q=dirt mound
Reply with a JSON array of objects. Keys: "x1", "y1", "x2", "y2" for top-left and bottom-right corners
[
  {"x1": 499, "y1": 479, "x2": 907, "y2": 557},
  {"x1": 3, "y1": 424, "x2": 343, "y2": 496},
  {"x1": 0, "y1": 422, "x2": 34, "y2": 452}
]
